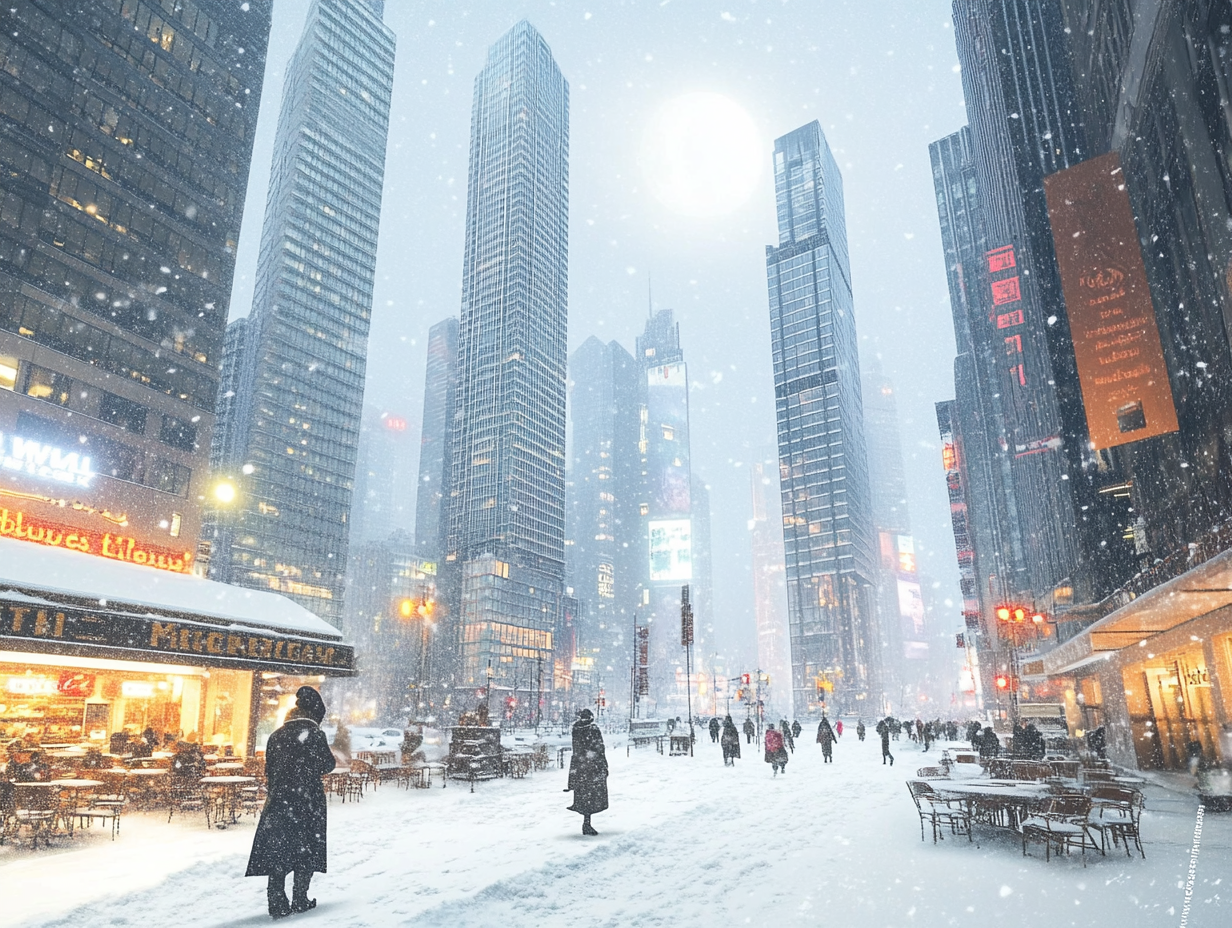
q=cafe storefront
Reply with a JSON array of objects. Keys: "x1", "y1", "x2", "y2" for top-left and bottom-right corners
[
  {"x1": 0, "y1": 535, "x2": 355, "y2": 756},
  {"x1": 1044, "y1": 548, "x2": 1232, "y2": 772}
]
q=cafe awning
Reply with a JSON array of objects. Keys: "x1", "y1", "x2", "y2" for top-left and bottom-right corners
[
  {"x1": 1043, "y1": 547, "x2": 1232, "y2": 676},
  {"x1": 0, "y1": 536, "x2": 355, "y2": 676}
]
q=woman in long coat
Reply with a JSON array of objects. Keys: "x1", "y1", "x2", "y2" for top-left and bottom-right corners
[
  {"x1": 566, "y1": 708, "x2": 608, "y2": 836},
  {"x1": 720, "y1": 715, "x2": 741, "y2": 766},
  {"x1": 764, "y1": 723, "x2": 788, "y2": 775},
  {"x1": 246, "y1": 686, "x2": 337, "y2": 918},
  {"x1": 816, "y1": 716, "x2": 836, "y2": 763}
]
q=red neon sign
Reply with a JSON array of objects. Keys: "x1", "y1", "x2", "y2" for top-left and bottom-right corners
[
  {"x1": 986, "y1": 245, "x2": 1016, "y2": 274},
  {"x1": 991, "y1": 277, "x2": 1022, "y2": 306},
  {"x1": 996, "y1": 309, "x2": 1024, "y2": 329},
  {"x1": 383, "y1": 416, "x2": 407, "y2": 432}
]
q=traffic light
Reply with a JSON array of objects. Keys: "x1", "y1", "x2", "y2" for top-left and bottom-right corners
[
  {"x1": 741, "y1": 673, "x2": 751, "y2": 685},
  {"x1": 994, "y1": 674, "x2": 1010, "y2": 690},
  {"x1": 398, "y1": 598, "x2": 414, "y2": 619}
]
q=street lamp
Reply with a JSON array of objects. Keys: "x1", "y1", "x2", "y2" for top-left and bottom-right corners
[
  {"x1": 397, "y1": 594, "x2": 436, "y2": 715},
  {"x1": 212, "y1": 480, "x2": 237, "y2": 504}
]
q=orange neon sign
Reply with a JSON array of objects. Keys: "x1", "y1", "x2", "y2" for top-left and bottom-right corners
[{"x1": 0, "y1": 507, "x2": 193, "y2": 573}]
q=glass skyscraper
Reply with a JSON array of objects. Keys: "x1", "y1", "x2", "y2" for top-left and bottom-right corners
[
  {"x1": 446, "y1": 21, "x2": 570, "y2": 709},
  {"x1": 414, "y1": 316, "x2": 458, "y2": 564},
  {"x1": 207, "y1": 0, "x2": 395, "y2": 627},
  {"x1": 0, "y1": 1, "x2": 271, "y2": 562},
  {"x1": 765, "y1": 121, "x2": 879, "y2": 715}
]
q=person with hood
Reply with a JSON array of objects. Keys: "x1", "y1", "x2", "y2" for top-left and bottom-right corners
[
  {"x1": 856, "y1": 719, "x2": 866, "y2": 742},
  {"x1": 566, "y1": 708, "x2": 608, "y2": 836},
  {"x1": 720, "y1": 715, "x2": 742, "y2": 766},
  {"x1": 835, "y1": 719, "x2": 844, "y2": 738},
  {"x1": 876, "y1": 718, "x2": 894, "y2": 766},
  {"x1": 764, "y1": 722, "x2": 788, "y2": 775},
  {"x1": 780, "y1": 718, "x2": 794, "y2": 753},
  {"x1": 978, "y1": 726, "x2": 1000, "y2": 759},
  {"x1": 708, "y1": 717, "x2": 721, "y2": 743},
  {"x1": 246, "y1": 686, "x2": 337, "y2": 918},
  {"x1": 816, "y1": 716, "x2": 836, "y2": 763},
  {"x1": 791, "y1": 719, "x2": 802, "y2": 742},
  {"x1": 743, "y1": 717, "x2": 756, "y2": 744}
]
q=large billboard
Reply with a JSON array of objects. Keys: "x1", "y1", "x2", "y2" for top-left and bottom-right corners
[
  {"x1": 646, "y1": 363, "x2": 691, "y2": 515},
  {"x1": 1044, "y1": 152, "x2": 1178, "y2": 450},
  {"x1": 649, "y1": 518, "x2": 692, "y2": 582}
]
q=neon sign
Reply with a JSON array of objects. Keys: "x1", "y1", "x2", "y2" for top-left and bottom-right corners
[
  {"x1": 0, "y1": 432, "x2": 94, "y2": 487},
  {"x1": 0, "y1": 506, "x2": 194, "y2": 573}
]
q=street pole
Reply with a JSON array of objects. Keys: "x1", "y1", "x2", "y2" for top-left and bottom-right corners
[{"x1": 682, "y1": 585, "x2": 695, "y2": 757}]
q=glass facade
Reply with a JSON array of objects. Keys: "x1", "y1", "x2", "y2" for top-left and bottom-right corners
[
  {"x1": 206, "y1": 0, "x2": 395, "y2": 627},
  {"x1": 765, "y1": 121, "x2": 878, "y2": 715},
  {"x1": 0, "y1": 0, "x2": 271, "y2": 558},
  {"x1": 447, "y1": 21, "x2": 569, "y2": 704},
  {"x1": 414, "y1": 316, "x2": 458, "y2": 563}
]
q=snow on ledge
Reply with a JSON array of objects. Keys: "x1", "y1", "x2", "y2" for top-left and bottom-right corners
[{"x1": 0, "y1": 536, "x2": 340, "y2": 639}]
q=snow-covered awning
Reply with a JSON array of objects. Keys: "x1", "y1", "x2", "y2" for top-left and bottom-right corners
[
  {"x1": 0, "y1": 536, "x2": 355, "y2": 676},
  {"x1": 1043, "y1": 546, "x2": 1232, "y2": 676}
]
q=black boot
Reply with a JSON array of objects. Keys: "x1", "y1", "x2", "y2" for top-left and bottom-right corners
[
  {"x1": 267, "y1": 875, "x2": 292, "y2": 919},
  {"x1": 290, "y1": 870, "x2": 316, "y2": 914}
]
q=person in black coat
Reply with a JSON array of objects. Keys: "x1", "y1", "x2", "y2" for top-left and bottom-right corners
[
  {"x1": 566, "y1": 708, "x2": 608, "y2": 836},
  {"x1": 876, "y1": 718, "x2": 894, "y2": 766},
  {"x1": 742, "y1": 717, "x2": 755, "y2": 744},
  {"x1": 720, "y1": 715, "x2": 742, "y2": 766},
  {"x1": 246, "y1": 686, "x2": 337, "y2": 918},
  {"x1": 709, "y1": 717, "x2": 721, "y2": 743},
  {"x1": 816, "y1": 717, "x2": 836, "y2": 763},
  {"x1": 791, "y1": 719, "x2": 802, "y2": 741}
]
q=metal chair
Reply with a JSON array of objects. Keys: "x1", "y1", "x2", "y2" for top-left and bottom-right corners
[
  {"x1": 907, "y1": 781, "x2": 972, "y2": 844},
  {"x1": 1089, "y1": 786, "x2": 1145, "y2": 858},
  {"x1": 1021, "y1": 795, "x2": 1101, "y2": 865}
]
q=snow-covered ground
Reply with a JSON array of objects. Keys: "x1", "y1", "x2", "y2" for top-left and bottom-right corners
[{"x1": 5, "y1": 732, "x2": 1227, "y2": 927}]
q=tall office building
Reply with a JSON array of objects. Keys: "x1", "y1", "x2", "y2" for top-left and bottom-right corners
[
  {"x1": 951, "y1": 0, "x2": 1088, "y2": 604},
  {"x1": 749, "y1": 462, "x2": 791, "y2": 699},
  {"x1": 0, "y1": 2, "x2": 271, "y2": 563},
  {"x1": 765, "y1": 121, "x2": 879, "y2": 715},
  {"x1": 414, "y1": 317, "x2": 458, "y2": 563},
  {"x1": 446, "y1": 21, "x2": 570, "y2": 708},
  {"x1": 566, "y1": 336, "x2": 641, "y2": 683},
  {"x1": 350, "y1": 406, "x2": 418, "y2": 547},
  {"x1": 206, "y1": 0, "x2": 395, "y2": 626}
]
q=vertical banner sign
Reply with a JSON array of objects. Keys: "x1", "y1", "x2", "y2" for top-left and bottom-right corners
[
  {"x1": 1044, "y1": 152, "x2": 1178, "y2": 449},
  {"x1": 636, "y1": 625, "x2": 650, "y2": 696},
  {"x1": 680, "y1": 584, "x2": 694, "y2": 647}
]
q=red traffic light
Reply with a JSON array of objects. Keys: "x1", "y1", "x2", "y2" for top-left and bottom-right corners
[
  {"x1": 995, "y1": 674, "x2": 1010, "y2": 690},
  {"x1": 741, "y1": 673, "x2": 751, "y2": 685}
]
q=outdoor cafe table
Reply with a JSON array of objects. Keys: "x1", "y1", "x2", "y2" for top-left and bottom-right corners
[
  {"x1": 48, "y1": 779, "x2": 102, "y2": 835},
  {"x1": 200, "y1": 775, "x2": 256, "y2": 827},
  {"x1": 209, "y1": 761, "x2": 245, "y2": 772},
  {"x1": 925, "y1": 779, "x2": 1052, "y2": 831}
]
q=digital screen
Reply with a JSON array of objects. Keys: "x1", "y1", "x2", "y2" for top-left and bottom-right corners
[{"x1": 649, "y1": 518, "x2": 692, "y2": 582}]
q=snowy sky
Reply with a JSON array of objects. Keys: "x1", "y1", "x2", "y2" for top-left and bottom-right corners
[{"x1": 228, "y1": 0, "x2": 968, "y2": 660}]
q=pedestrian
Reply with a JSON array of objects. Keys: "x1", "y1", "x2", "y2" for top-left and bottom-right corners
[
  {"x1": 246, "y1": 686, "x2": 337, "y2": 918},
  {"x1": 816, "y1": 716, "x2": 835, "y2": 763},
  {"x1": 709, "y1": 717, "x2": 720, "y2": 743},
  {"x1": 791, "y1": 719, "x2": 802, "y2": 741},
  {"x1": 876, "y1": 718, "x2": 894, "y2": 766},
  {"x1": 780, "y1": 718, "x2": 795, "y2": 753},
  {"x1": 835, "y1": 719, "x2": 844, "y2": 738},
  {"x1": 720, "y1": 715, "x2": 741, "y2": 766},
  {"x1": 566, "y1": 708, "x2": 608, "y2": 836},
  {"x1": 922, "y1": 721, "x2": 933, "y2": 752},
  {"x1": 856, "y1": 719, "x2": 866, "y2": 742},
  {"x1": 743, "y1": 717, "x2": 755, "y2": 744},
  {"x1": 978, "y1": 726, "x2": 1000, "y2": 759},
  {"x1": 764, "y1": 723, "x2": 788, "y2": 775}
]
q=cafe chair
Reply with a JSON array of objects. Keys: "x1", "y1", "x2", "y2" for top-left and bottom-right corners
[
  {"x1": 1088, "y1": 786, "x2": 1145, "y2": 858},
  {"x1": 73, "y1": 800, "x2": 122, "y2": 840},
  {"x1": 907, "y1": 781, "x2": 972, "y2": 844},
  {"x1": 0, "y1": 782, "x2": 18, "y2": 845},
  {"x1": 166, "y1": 781, "x2": 211, "y2": 828},
  {"x1": 1021, "y1": 795, "x2": 1102, "y2": 865},
  {"x1": 12, "y1": 784, "x2": 63, "y2": 848}
]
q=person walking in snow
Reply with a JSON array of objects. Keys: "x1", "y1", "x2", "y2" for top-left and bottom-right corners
[
  {"x1": 835, "y1": 719, "x2": 844, "y2": 738},
  {"x1": 743, "y1": 717, "x2": 756, "y2": 744},
  {"x1": 780, "y1": 718, "x2": 795, "y2": 753},
  {"x1": 246, "y1": 686, "x2": 336, "y2": 919},
  {"x1": 709, "y1": 717, "x2": 721, "y2": 743},
  {"x1": 721, "y1": 715, "x2": 742, "y2": 766},
  {"x1": 816, "y1": 716, "x2": 836, "y2": 763},
  {"x1": 856, "y1": 720, "x2": 866, "y2": 742},
  {"x1": 764, "y1": 723, "x2": 788, "y2": 775},
  {"x1": 566, "y1": 708, "x2": 608, "y2": 836},
  {"x1": 876, "y1": 718, "x2": 894, "y2": 766},
  {"x1": 791, "y1": 719, "x2": 802, "y2": 742}
]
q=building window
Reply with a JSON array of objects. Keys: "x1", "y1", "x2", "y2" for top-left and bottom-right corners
[
  {"x1": 23, "y1": 364, "x2": 71, "y2": 406},
  {"x1": 0, "y1": 356, "x2": 17, "y2": 391},
  {"x1": 99, "y1": 392, "x2": 148, "y2": 435},
  {"x1": 159, "y1": 415, "x2": 198, "y2": 452}
]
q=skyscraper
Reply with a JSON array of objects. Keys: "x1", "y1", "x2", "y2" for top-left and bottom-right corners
[
  {"x1": 206, "y1": 0, "x2": 395, "y2": 626},
  {"x1": 445, "y1": 21, "x2": 570, "y2": 707},
  {"x1": 0, "y1": 1, "x2": 271, "y2": 563},
  {"x1": 765, "y1": 121, "x2": 879, "y2": 715},
  {"x1": 566, "y1": 336, "x2": 641, "y2": 684},
  {"x1": 749, "y1": 461, "x2": 791, "y2": 699},
  {"x1": 414, "y1": 317, "x2": 458, "y2": 564},
  {"x1": 349, "y1": 407, "x2": 418, "y2": 547}
]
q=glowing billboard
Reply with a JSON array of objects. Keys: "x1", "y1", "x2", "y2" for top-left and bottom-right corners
[
  {"x1": 649, "y1": 518, "x2": 692, "y2": 582},
  {"x1": 1044, "y1": 151, "x2": 1178, "y2": 449}
]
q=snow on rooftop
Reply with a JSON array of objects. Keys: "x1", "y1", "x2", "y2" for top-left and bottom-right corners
[{"x1": 0, "y1": 536, "x2": 340, "y2": 639}]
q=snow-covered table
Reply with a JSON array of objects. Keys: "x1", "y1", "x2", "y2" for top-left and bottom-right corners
[{"x1": 925, "y1": 779, "x2": 1051, "y2": 831}]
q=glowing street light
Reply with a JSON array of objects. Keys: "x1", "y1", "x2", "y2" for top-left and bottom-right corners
[{"x1": 213, "y1": 481, "x2": 237, "y2": 504}]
